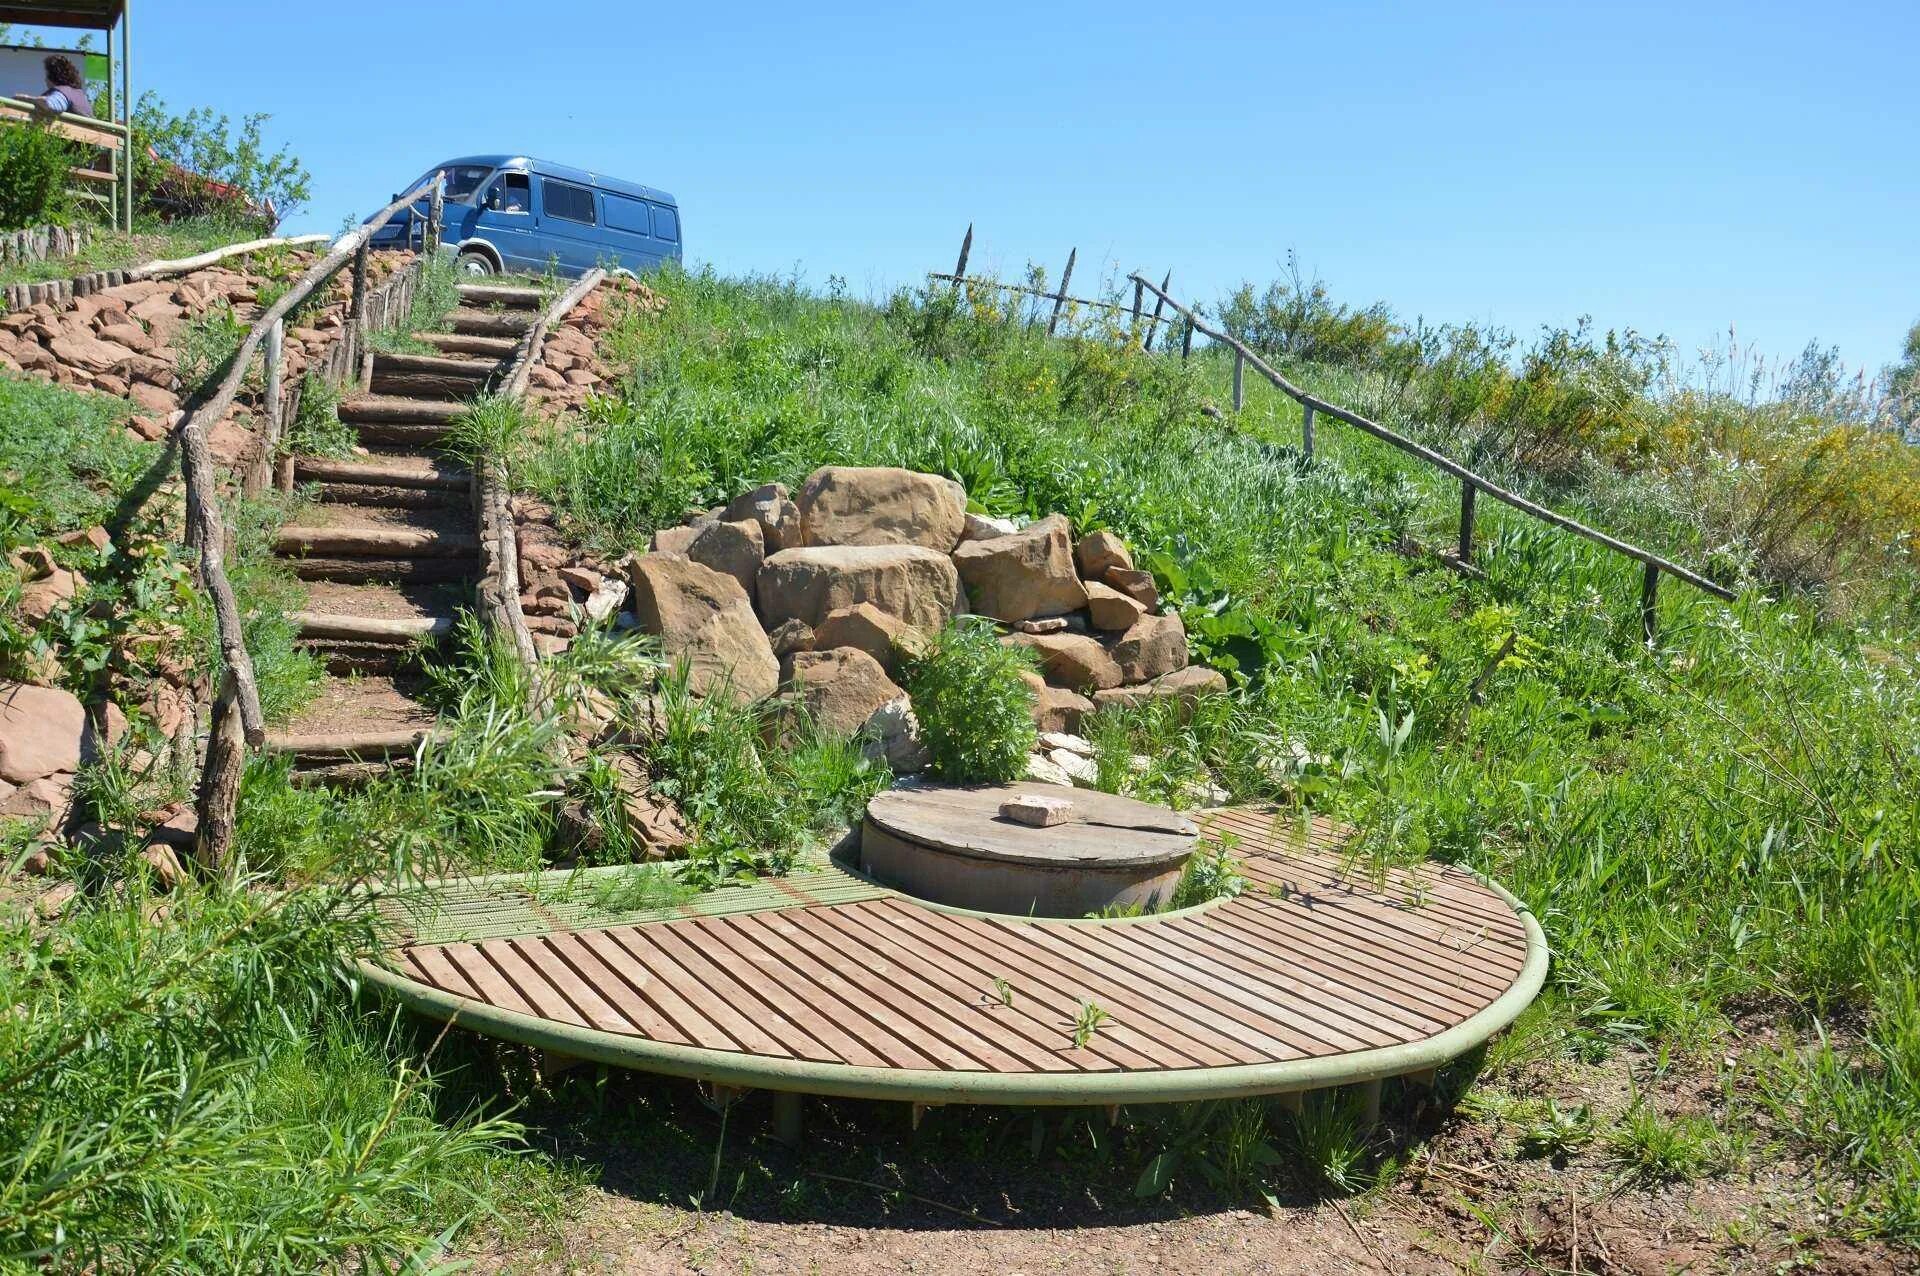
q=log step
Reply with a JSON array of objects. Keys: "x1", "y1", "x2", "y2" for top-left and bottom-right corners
[
  {"x1": 292, "y1": 611, "x2": 455, "y2": 642},
  {"x1": 419, "y1": 332, "x2": 520, "y2": 358},
  {"x1": 339, "y1": 395, "x2": 467, "y2": 425},
  {"x1": 456, "y1": 283, "x2": 545, "y2": 309},
  {"x1": 288, "y1": 558, "x2": 476, "y2": 584},
  {"x1": 447, "y1": 308, "x2": 534, "y2": 337},
  {"x1": 289, "y1": 759, "x2": 411, "y2": 788},
  {"x1": 294, "y1": 457, "x2": 471, "y2": 489},
  {"x1": 301, "y1": 639, "x2": 419, "y2": 676},
  {"x1": 370, "y1": 352, "x2": 502, "y2": 400},
  {"x1": 311, "y1": 482, "x2": 466, "y2": 509},
  {"x1": 274, "y1": 526, "x2": 480, "y2": 557},
  {"x1": 267, "y1": 728, "x2": 431, "y2": 761},
  {"x1": 372, "y1": 351, "x2": 503, "y2": 378},
  {"x1": 345, "y1": 422, "x2": 457, "y2": 447}
]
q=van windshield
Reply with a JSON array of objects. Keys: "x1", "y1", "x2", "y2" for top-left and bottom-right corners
[{"x1": 406, "y1": 164, "x2": 494, "y2": 204}]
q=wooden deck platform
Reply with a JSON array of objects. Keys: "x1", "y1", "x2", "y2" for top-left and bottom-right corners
[{"x1": 362, "y1": 806, "x2": 1546, "y2": 1105}]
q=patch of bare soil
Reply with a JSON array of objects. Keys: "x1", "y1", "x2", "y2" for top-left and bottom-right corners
[{"x1": 452, "y1": 1046, "x2": 1909, "y2": 1275}]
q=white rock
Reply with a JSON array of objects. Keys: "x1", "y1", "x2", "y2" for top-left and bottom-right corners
[
  {"x1": 865, "y1": 695, "x2": 930, "y2": 772},
  {"x1": 963, "y1": 512, "x2": 1022, "y2": 541},
  {"x1": 1038, "y1": 731, "x2": 1094, "y2": 757},
  {"x1": 584, "y1": 578, "x2": 629, "y2": 624},
  {"x1": 1025, "y1": 752, "x2": 1075, "y2": 787},
  {"x1": 1049, "y1": 748, "x2": 1099, "y2": 786}
]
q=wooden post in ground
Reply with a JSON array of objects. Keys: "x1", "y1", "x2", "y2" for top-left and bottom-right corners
[
  {"x1": 248, "y1": 317, "x2": 285, "y2": 499},
  {"x1": 1180, "y1": 315, "x2": 1194, "y2": 360},
  {"x1": 1232, "y1": 349, "x2": 1245, "y2": 410},
  {"x1": 195, "y1": 672, "x2": 246, "y2": 873},
  {"x1": 1302, "y1": 403, "x2": 1316, "y2": 460},
  {"x1": 951, "y1": 223, "x2": 973, "y2": 292},
  {"x1": 1359, "y1": 1078, "x2": 1383, "y2": 1130},
  {"x1": 771, "y1": 1091, "x2": 805, "y2": 1146},
  {"x1": 1276, "y1": 1090, "x2": 1305, "y2": 1115},
  {"x1": 1458, "y1": 479, "x2": 1477, "y2": 565},
  {"x1": 350, "y1": 240, "x2": 372, "y2": 392},
  {"x1": 1143, "y1": 270, "x2": 1170, "y2": 351},
  {"x1": 426, "y1": 175, "x2": 446, "y2": 256},
  {"x1": 1130, "y1": 279, "x2": 1144, "y2": 345},
  {"x1": 1046, "y1": 247, "x2": 1077, "y2": 336},
  {"x1": 1640, "y1": 560, "x2": 1661, "y2": 646}
]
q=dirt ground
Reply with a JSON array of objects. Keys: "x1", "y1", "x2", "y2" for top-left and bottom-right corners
[{"x1": 456, "y1": 1045, "x2": 1909, "y2": 1276}]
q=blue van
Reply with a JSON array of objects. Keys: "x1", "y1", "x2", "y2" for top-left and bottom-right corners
[{"x1": 369, "y1": 155, "x2": 682, "y2": 278}]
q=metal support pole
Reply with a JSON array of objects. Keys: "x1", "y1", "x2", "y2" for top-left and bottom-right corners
[
  {"x1": 1232, "y1": 349, "x2": 1245, "y2": 411},
  {"x1": 1301, "y1": 403, "x2": 1316, "y2": 459},
  {"x1": 1458, "y1": 479, "x2": 1476, "y2": 564},
  {"x1": 1641, "y1": 560, "x2": 1661, "y2": 646},
  {"x1": 120, "y1": 3, "x2": 133, "y2": 231}
]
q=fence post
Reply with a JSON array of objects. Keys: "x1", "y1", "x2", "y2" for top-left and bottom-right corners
[
  {"x1": 952, "y1": 223, "x2": 973, "y2": 291},
  {"x1": 1458, "y1": 479, "x2": 1476, "y2": 564},
  {"x1": 1232, "y1": 349, "x2": 1245, "y2": 411},
  {"x1": 1180, "y1": 317, "x2": 1193, "y2": 361},
  {"x1": 426, "y1": 175, "x2": 446, "y2": 256},
  {"x1": 1143, "y1": 270, "x2": 1170, "y2": 352},
  {"x1": 1640, "y1": 560, "x2": 1661, "y2": 646},
  {"x1": 1301, "y1": 404, "x2": 1316, "y2": 460},
  {"x1": 245, "y1": 317, "x2": 285, "y2": 498},
  {"x1": 194, "y1": 671, "x2": 246, "y2": 874},
  {"x1": 350, "y1": 240, "x2": 373, "y2": 392},
  {"x1": 1047, "y1": 246, "x2": 1077, "y2": 337}
]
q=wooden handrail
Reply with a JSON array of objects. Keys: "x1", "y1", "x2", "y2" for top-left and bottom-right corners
[
  {"x1": 177, "y1": 175, "x2": 444, "y2": 752},
  {"x1": 926, "y1": 271, "x2": 1174, "y2": 327},
  {"x1": 1126, "y1": 273, "x2": 1737, "y2": 607},
  {"x1": 128, "y1": 234, "x2": 330, "y2": 282},
  {"x1": 0, "y1": 95, "x2": 129, "y2": 146}
]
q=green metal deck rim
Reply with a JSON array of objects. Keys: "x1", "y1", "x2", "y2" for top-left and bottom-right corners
[{"x1": 357, "y1": 869, "x2": 1549, "y2": 1107}]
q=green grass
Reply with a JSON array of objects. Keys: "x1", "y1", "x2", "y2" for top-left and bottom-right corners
[
  {"x1": 505, "y1": 265, "x2": 1920, "y2": 1241},
  {"x1": 370, "y1": 253, "x2": 462, "y2": 355}
]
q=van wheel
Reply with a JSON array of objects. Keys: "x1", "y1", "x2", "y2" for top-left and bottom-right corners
[{"x1": 456, "y1": 249, "x2": 497, "y2": 277}]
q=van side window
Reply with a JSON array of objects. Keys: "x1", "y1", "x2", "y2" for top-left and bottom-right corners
[
  {"x1": 487, "y1": 173, "x2": 530, "y2": 213},
  {"x1": 652, "y1": 204, "x2": 680, "y2": 243},
  {"x1": 543, "y1": 179, "x2": 596, "y2": 225},
  {"x1": 603, "y1": 193, "x2": 652, "y2": 236}
]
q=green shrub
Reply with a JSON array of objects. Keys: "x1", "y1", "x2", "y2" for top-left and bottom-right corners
[
  {"x1": 281, "y1": 371, "x2": 353, "y2": 458},
  {"x1": 131, "y1": 92, "x2": 309, "y2": 227},
  {"x1": 0, "y1": 120, "x2": 78, "y2": 230},
  {"x1": 902, "y1": 619, "x2": 1037, "y2": 782}
]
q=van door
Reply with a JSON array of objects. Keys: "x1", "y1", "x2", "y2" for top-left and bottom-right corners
[
  {"x1": 472, "y1": 171, "x2": 537, "y2": 272},
  {"x1": 536, "y1": 176, "x2": 602, "y2": 275},
  {"x1": 650, "y1": 202, "x2": 682, "y2": 265}
]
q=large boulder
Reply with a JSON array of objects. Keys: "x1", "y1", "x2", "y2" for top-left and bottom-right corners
[
  {"x1": 797, "y1": 466, "x2": 967, "y2": 552},
  {"x1": 0, "y1": 682, "x2": 87, "y2": 784},
  {"x1": 626, "y1": 554, "x2": 779, "y2": 704},
  {"x1": 723, "y1": 482, "x2": 803, "y2": 552},
  {"x1": 758, "y1": 544, "x2": 962, "y2": 633},
  {"x1": 788, "y1": 647, "x2": 905, "y2": 739},
  {"x1": 1106, "y1": 611, "x2": 1189, "y2": 684},
  {"x1": 1093, "y1": 666, "x2": 1227, "y2": 715},
  {"x1": 685, "y1": 518, "x2": 765, "y2": 602},
  {"x1": 813, "y1": 602, "x2": 923, "y2": 674},
  {"x1": 950, "y1": 514, "x2": 1088, "y2": 623},
  {"x1": 1001, "y1": 633, "x2": 1122, "y2": 692}
]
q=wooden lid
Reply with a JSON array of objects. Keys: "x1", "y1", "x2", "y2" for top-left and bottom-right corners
[{"x1": 865, "y1": 782, "x2": 1198, "y2": 869}]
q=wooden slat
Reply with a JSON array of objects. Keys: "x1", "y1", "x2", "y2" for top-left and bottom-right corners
[
  {"x1": 479, "y1": 939, "x2": 591, "y2": 1029},
  {"x1": 807, "y1": 905, "x2": 1083, "y2": 1073},
  {"x1": 537, "y1": 931, "x2": 694, "y2": 1045},
  {"x1": 637, "y1": 918, "x2": 848, "y2": 1064},
  {"x1": 602, "y1": 924, "x2": 800, "y2": 1058},
  {"x1": 1228, "y1": 895, "x2": 1514, "y2": 1001},
  {"x1": 851, "y1": 901, "x2": 1166, "y2": 1072},
  {"x1": 504, "y1": 936, "x2": 634, "y2": 1034},
  {"x1": 436, "y1": 942, "x2": 544, "y2": 1019},
  {"x1": 405, "y1": 945, "x2": 481, "y2": 1000},
  {"x1": 572, "y1": 928, "x2": 739, "y2": 1052},
  {"x1": 727, "y1": 911, "x2": 953, "y2": 1070}
]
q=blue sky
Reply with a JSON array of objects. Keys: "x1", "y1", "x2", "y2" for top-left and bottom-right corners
[{"x1": 17, "y1": 1, "x2": 1919, "y2": 373}]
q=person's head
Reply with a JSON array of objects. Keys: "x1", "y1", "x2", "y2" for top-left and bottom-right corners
[{"x1": 43, "y1": 55, "x2": 83, "y2": 90}]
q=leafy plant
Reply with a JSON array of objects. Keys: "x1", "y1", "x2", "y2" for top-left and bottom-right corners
[
  {"x1": 902, "y1": 619, "x2": 1037, "y2": 782},
  {"x1": 0, "y1": 120, "x2": 78, "y2": 230},
  {"x1": 1071, "y1": 1000, "x2": 1110, "y2": 1049},
  {"x1": 131, "y1": 91, "x2": 310, "y2": 227}
]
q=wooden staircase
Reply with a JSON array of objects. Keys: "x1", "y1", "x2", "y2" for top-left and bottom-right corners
[{"x1": 269, "y1": 283, "x2": 543, "y2": 781}]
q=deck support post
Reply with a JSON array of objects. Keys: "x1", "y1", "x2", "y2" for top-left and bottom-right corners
[
  {"x1": 1276, "y1": 1090, "x2": 1305, "y2": 1115},
  {"x1": 910, "y1": 1101, "x2": 940, "y2": 1131},
  {"x1": 1359, "y1": 1078, "x2": 1383, "y2": 1130},
  {"x1": 1405, "y1": 1067, "x2": 1439, "y2": 1090},
  {"x1": 771, "y1": 1091, "x2": 805, "y2": 1146}
]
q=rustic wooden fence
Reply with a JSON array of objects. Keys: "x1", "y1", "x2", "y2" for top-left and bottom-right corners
[
  {"x1": 186, "y1": 174, "x2": 446, "y2": 867},
  {"x1": 925, "y1": 228, "x2": 1733, "y2": 639}
]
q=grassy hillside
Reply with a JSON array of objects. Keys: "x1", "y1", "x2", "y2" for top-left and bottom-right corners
[{"x1": 515, "y1": 268, "x2": 1920, "y2": 1241}]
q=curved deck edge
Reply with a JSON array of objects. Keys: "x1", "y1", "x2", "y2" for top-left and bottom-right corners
[{"x1": 358, "y1": 872, "x2": 1549, "y2": 1107}]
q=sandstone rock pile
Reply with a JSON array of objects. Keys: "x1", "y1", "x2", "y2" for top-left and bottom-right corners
[
  {"x1": 530, "y1": 464, "x2": 1228, "y2": 784},
  {"x1": 523, "y1": 276, "x2": 667, "y2": 415},
  {"x1": 0, "y1": 248, "x2": 394, "y2": 449}
]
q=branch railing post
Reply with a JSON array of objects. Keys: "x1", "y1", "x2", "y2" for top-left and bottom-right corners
[
  {"x1": 350, "y1": 240, "x2": 372, "y2": 391},
  {"x1": 426, "y1": 175, "x2": 446, "y2": 256},
  {"x1": 1458, "y1": 479, "x2": 1476, "y2": 564},
  {"x1": 243, "y1": 317, "x2": 285, "y2": 499},
  {"x1": 1142, "y1": 270, "x2": 1170, "y2": 352},
  {"x1": 1641, "y1": 561, "x2": 1661, "y2": 646},
  {"x1": 1180, "y1": 316, "x2": 1193, "y2": 361},
  {"x1": 1232, "y1": 349, "x2": 1245, "y2": 411},
  {"x1": 1046, "y1": 247, "x2": 1077, "y2": 337},
  {"x1": 951, "y1": 224, "x2": 972, "y2": 295},
  {"x1": 1302, "y1": 403, "x2": 1316, "y2": 460}
]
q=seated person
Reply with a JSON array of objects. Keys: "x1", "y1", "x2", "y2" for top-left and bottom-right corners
[{"x1": 32, "y1": 55, "x2": 92, "y2": 118}]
